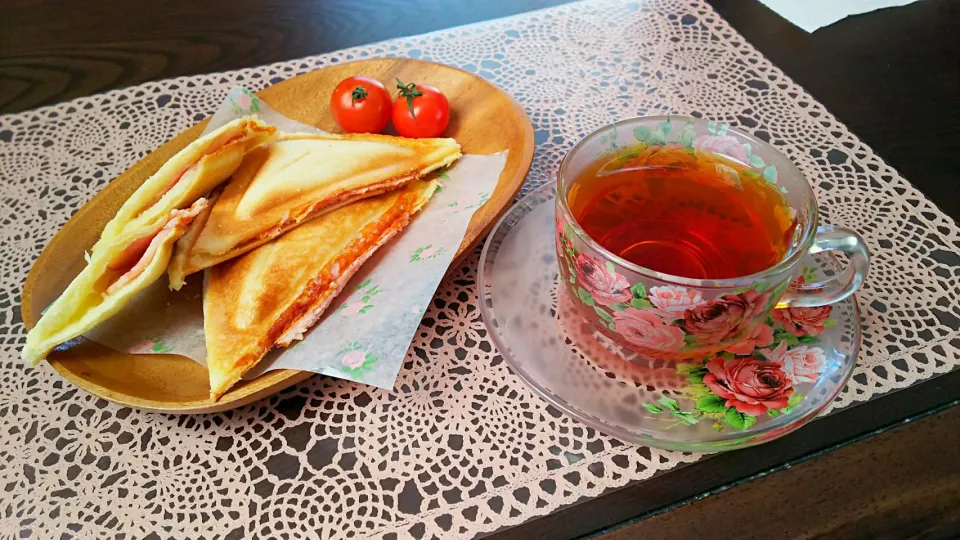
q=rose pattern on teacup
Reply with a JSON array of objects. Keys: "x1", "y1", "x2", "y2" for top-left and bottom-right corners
[
  {"x1": 693, "y1": 134, "x2": 749, "y2": 163},
  {"x1": 773, "y1": 305, "x2": 833, "y2": 337},
  {"x1": 647, "y1": 285, "x2": 704, "y2": 321},
  {"x1": 556, "y1": 221, "x2": 786, "y2": 357},
  {"x1": 573, "y1": 253, "x2": 631, "y2": 306},
  {"x1": 703, "y1": 356, "x2": 794, "y2": 416},
  {"x1": 612, "y1": 308, "x2": 685, "y2": 351},
  {"x1": 679, "y1": 289, "x2": 772, "y2": 346},
  {"x1": 555, "y1": 214, "x2": 574, "y2": 257},
  {"x1": 638, "y1": 265, "x2": 838, "y2": 432},
  {"x1": 557, "y1": 116, "x2": 854, "y2": 434},
  {"x1": 761, "y1": 340, "x2": 827, "y2": 385},
  {"x1": 724, "y1": 323, "x2": 775, "y2": 355},
  {"x1": 626, "y1": 119, "x2": 784, "y2": 189},
  {"x1": 559, "y1": 220, "x2": 838, "y2": 432}
]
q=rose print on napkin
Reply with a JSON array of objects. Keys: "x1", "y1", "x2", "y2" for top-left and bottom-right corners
[
  {"x1": 131, "y1": 337, "x2": 173, "y2": 354},
  {"x1": 446, "y1": 190, "x2": 491, "y2": 213},
  {"x1": 465, "y1": 191, "x2": 491, "y2": 210},
  {"x1": 409, "y1": 245, "x2": 445, "y2": 263},
  {"x1": 335, "y1": 279, "x2": 381, "y2": 316},
  {"x1": 228, "y1": 87, "x2": 262, "y2": 116},
  {"x1": 338, "y1": 341, "x2": 379, "y2": 374}
]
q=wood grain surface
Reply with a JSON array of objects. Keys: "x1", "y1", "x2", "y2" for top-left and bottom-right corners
[
  {"x1": 601, "y1": 406, "x2": 960, "y2": 540},
  {"x1": 20, "y1": 58, "x2": 533, "y2": 414},
  {"x1": 0, "y1": 0, "x2": 564, "y2": 113},
  {"x1": 4, "y1": 0, "x2": 960, "y2": 537}
]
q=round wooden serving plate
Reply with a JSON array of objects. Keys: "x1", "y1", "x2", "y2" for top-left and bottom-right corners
[{"x1": 21, "y1": 58, "x2": 535, "y2": 414}]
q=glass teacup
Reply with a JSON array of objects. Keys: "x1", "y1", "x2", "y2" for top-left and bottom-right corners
[{"x1": 555, "y1": 116, "x2": 869, "y2": 358}]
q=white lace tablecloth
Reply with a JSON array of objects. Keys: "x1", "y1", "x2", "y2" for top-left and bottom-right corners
[{"x1": 1, "y1": 0, "x2": 958, "y2": 538}]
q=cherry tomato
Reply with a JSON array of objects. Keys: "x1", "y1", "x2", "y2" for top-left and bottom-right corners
[
  {"x1": 392, "y1": 79, "x2": 450, "y2": 138},
  {"x1": 330, "y1": 76, "x2": 392, "y2": 133}
]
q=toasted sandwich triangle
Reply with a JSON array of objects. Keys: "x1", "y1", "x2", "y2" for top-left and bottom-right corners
[
  {"x1": 203, "y1": 178, "x2": 439, "y2": 400},
  {"x1": 168, "y1": 132, "x2": 460, "y2": 289}
]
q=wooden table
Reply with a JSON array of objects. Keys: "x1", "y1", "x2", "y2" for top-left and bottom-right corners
[{"x1": 3, "y1": 0, "x2": 958, "y2": 537}]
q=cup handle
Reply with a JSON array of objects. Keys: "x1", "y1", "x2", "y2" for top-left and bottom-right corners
[{"x1": 777, "y1": 225, "x2": 870, "y2": 308}]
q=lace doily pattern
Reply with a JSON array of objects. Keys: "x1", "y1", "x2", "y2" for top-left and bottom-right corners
[{"x1": 1, "y1": 0, "x2": 957, "y2": 537}]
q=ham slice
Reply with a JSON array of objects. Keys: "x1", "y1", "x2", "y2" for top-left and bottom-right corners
[
  {"x1": 135, "y1": 131, "x2": 247, "y2": 222},
  {"x1": 107, "y1": 228, "x2": 161, "y2": 272},
  {"x1": 105, "y1": 201, "x2": 206, "y2": 295}
]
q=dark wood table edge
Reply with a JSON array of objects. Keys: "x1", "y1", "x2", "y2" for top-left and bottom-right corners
[
  {"x1": 585, "y1": 399, "x2": 960, "y2": 539},
  {"x1": 487, "y1": 369, "x2": 960, "y2": 539}
]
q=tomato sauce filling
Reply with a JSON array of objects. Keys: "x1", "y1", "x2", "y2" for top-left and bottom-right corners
[{"x1": 265, "y1": 191, "x2": 419, "y2": 343}]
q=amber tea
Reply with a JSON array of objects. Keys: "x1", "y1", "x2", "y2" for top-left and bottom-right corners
[{"x1": 567, "y1": 145, "x2": 796, "y2": 280}]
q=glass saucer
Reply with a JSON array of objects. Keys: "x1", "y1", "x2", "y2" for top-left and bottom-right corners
[{"x1": 478, "y1": 181, "x2": 860, "y2": 452}]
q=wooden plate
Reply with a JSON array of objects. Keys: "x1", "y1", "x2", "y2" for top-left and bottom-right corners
[{"x1": 21, "y1": 58, "x2": 534, "y2": 413}]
